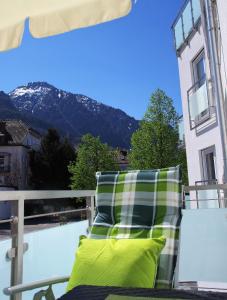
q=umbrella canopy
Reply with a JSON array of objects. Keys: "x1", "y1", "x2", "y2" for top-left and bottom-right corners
[{"x1": 0, "y1": 0, "x2": 132, "y2": 52}]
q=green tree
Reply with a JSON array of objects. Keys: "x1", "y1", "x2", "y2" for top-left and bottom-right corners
[
  {"x1": 30, "y1": 129, "x2": 76, "y2": 189},
  {"x1": 69, "y1": 134, "x2": 119, "y2": 190},
  {"x1": 129, "y1": 89, "x2": 188, "y2": 184}
]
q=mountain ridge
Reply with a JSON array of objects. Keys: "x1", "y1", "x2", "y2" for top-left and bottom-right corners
[{"x1": 1, "y1": 82, "x2": 139, "y2": 148}]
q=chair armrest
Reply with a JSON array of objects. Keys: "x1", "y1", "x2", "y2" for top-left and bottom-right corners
[{"x1": 3, "y1": 276, "x2": 70, "y2": 296}]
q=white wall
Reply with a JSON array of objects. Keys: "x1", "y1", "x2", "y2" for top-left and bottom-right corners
[{"x1": 177, "y1": 23, "x2": 224, "y2": 185}]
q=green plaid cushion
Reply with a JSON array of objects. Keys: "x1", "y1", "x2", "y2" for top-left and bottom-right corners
[{"x1": 89, "y1": 166, "x2": 182, "y2": 289}]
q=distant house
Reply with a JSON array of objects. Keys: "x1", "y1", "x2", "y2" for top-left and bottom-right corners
[
  {"x1": 117, "y1": 149, "x2": 129, "y2": 170},
  {"x1": 0, "y1": 120, "x2": 41, "y2": 190}
]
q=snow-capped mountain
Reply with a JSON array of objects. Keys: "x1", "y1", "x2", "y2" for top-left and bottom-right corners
[{"x1": 8, "y1": 82, "x2": 139, "y2": 148}]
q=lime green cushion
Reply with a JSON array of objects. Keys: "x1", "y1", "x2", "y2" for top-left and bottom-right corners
[{"x1": 67, "y1": 236, "x2": 166, "y2": 292}]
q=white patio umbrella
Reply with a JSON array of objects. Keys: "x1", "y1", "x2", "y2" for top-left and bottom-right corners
[{"x1": 0, "y1": 0, "x2": 132, "y2": 52}]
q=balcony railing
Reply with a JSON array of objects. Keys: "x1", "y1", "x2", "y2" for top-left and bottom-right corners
[
  {"x1": 172, "y1": 0, "x2": 201, "y2": 54},
  {"x1": 183, "y1": 182, "x2": 227, "y2": 209},
  {"x1": 187, "y1": 78, "x2": 213, "y2": 129},
  {"x1": 0, "y1": 190, "x2": 95, "y2": 300},
  {"x1": 1, "y1": 186, "x2": 227, "y2": 299},
  {"x1": 195, "y1": 179, "x2": 221, "y2": 209}
]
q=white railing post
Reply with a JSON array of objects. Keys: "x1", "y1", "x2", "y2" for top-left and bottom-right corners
[
  {"x1": 86, "y1": 196, "x2": 95, "y2": 227},
  {"x1": 10, "y1": 198, "x2": 24, "y2": 300},
  {"x1": 90, "y1": 196, "x2": 95, "y2": 223}
]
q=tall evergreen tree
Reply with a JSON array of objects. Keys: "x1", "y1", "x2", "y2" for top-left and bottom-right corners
[
  {"x1": 129, "y1": 89, "x2": 188, "y2": 184},
  {"x1": 69, "y1": 134, "x2": 119, "y2": 190},
  {"x1": 30, "y1": 129, "x2": 75, "y2": 189}
]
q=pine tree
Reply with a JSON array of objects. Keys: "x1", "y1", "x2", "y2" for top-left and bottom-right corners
[{"x1": 30, "y1": 129, "x2": 75, "y2": 189}]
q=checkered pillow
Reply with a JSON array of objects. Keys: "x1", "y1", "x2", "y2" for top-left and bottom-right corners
[{"x1": 89, "y1": 166, "x2": 182, "y2": 289}]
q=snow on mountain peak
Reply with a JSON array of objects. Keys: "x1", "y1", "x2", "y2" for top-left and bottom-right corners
[
  {"x1": 10, "y1": 86, "x2": 51, "y2": 98},
  {"x1": 9, "y1": 82, "x2": 55, "y2": 98}
]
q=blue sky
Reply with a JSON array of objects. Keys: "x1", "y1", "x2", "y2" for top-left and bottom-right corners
[{"x1": 0, "y1": 0, "x2": 184, "y2": 120}]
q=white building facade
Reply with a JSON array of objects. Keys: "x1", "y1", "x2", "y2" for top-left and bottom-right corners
[
  {"x1": 0, "y1": 120, "x2": 41, "y2": 190},
  {"x1": 173, "y1": 0, "x2": 227, "y2": 197},
  {"x1": 0, "y1": 120, "x2": 41, "y2": 219}
]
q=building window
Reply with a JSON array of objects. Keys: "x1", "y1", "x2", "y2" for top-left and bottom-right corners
[
  {"x1": 192, "y1": 50, "x2": 205, "y2": 86},
  {"x1": 187, "y1": 50, "x2": 211, "y2": 129},
  {"x1": 0, "y1": 153, "x2": 10, "y2": 172},
  {"x1": 0, "y1": 175, "x2": 4, "y2": 184},
  {"x1": 0, "y1": 155, "x2": 5, "y2": 171},
  {"x1": 201, "y1": 146, "x2": 217, "y2": 182}
]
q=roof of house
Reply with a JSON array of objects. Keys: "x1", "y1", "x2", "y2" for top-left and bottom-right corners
[{"x1": 0, "y1": 120, "x2": 41, "y2": 146}]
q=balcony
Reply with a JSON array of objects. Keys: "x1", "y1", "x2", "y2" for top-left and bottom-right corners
[
  {"x1": 0, "y1": 187, "x2": 227, "y2": 299},
  {"x1": 172, "y1": 0, "x2": 201, "y2": 54},
  {"x1": 187, "y1": 78, "x2": 214, "y2": 130},
  {"x1": 178, "y1": 116, "x2": 185, "y2": 148}
]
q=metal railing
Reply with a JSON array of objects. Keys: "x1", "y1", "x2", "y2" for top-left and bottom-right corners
[
  {"x1": 172, "y1": 0, "x2": 201, "y2": 53},
  {"x1": 3, "y1": 276, "x2": 70, "y2": 300},
  {"x1": 182, "y1": 183, "x2": 227, "y2": 209},
  {"x1": 1, "y1": 185, "x2": 227, "y2": 299},
  {"x1": 187, "y1": 77, "x2": 214, "y2": 129},
  {"x1": 0, "y1": 190, "x2": 96, "y2": 300}
]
